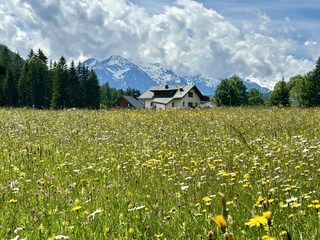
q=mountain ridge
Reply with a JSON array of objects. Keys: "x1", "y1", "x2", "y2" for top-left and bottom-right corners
[{"x1": 83, "y1": 55, "x2": 270, "y2": 95}]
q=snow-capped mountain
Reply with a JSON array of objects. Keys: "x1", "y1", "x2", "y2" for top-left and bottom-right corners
[
  {"x1": 83, "y1": 56, "x2": 270, "y2": 95},
  {"x1": 84, "y1": 55, "x2": 155, "y2": 91}
]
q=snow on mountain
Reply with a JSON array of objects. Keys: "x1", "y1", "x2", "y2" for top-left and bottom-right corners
[
  {"x1": 83, "y1": 56, "x2": 271, "y2": 95},
  {"x1": 83, "y1": 55, "x2": 155, "y2": 91},
  {"x1": 138, "y1": 62, "x2": 182, "y2": 85}
]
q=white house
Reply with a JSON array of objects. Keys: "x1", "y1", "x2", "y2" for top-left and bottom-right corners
[{"x1": 139, "y1": 85, "x2": 210, "y2": 109}]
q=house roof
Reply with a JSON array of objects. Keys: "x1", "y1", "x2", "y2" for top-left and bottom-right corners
[
  {"x1": 114, "y1": 95, "x2": 144, "y2": 109},
  {"x1": 139, "y1": 85, "x2": 209, "y2": 103}
]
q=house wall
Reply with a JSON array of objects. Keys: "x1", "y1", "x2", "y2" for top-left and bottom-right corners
[
  {"x1": 143, "y1": 88, "x2": 203, "y2": 109},
  {"x1": 171, "y1": 88, "x2": 202, "y2": 109},
  {"x1": 112, "y1": 97, "x2": 130, "y2": 108},
  {"x1": 144, "y1": 100, "x2": 154, "y2": 109}
]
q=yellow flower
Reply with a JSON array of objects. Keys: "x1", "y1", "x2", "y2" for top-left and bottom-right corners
[
  {"x1": 263, "y1": 211, "x2": 272, "y2": 225},
  {"x1": 264, "y1": 211, "x2": 272, "y2": 219},
  {"x1": 262, "y1": 235, "x2": 277, "y2": 240},
  {"x1": 9, "y1": 199, "x2": 18, "y2": 204},
  {"x1": 279, "y1": 230, "x2": 288, "y2": 236},
  {"x1": 245, "y1": 215, "x2": 268, "y2": 227},
  {"x1": 38, "y1": 178, "x2": 45, "y2": 185},
  {"x1": 226, "y1": 200, "x2": 234, "y2": 206},
  {"x1": 212, "y1": 214, "x2": 227, "y2": 229},
  {"x1": 72, "y1": 206, "x2": 82, "y2": 211},
  {"x1": 202, "y1": 196, "x2": 212, "y2": 202}
]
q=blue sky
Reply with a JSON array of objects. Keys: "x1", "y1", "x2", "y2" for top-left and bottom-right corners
[
  {"x1": 0, "y1": 0, "x2": 319, "y2": 88},
  {"x1": 133, "y1": 0, "x2": 320, "y2": 48}
]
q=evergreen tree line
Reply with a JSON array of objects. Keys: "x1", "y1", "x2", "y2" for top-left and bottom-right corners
[
  {"x1": 0, "y1": 45, "x2": 140, "y2": 109},
  {"x1": 0, "y1": 46, "x2": 100, "y2": 109},
  {"x1": 214, "y1": 56, "x2": 320, "y2": 107}
]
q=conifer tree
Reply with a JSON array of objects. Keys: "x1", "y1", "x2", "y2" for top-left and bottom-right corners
[
  {"x1": 0, "y1": 46, "x2": 11, "y2": 106},
  {"x1": 18, "y1": 61, "x2": 32, "y2": 106},
  {"x1": 67, "y1": 61, "x2": 80, "y2": 108},
  {"x1": 268, "y1": 80, "x2": 290, "y2": 107},
  {"x1": 51, "y1": 56, "x2": 68, "y2": 109},
  {"x1": 86, "y1": 69, "x2": 100, "y2": 109},
  {"x1": 3, "y1": 67, "x2": 19, "y2": 106}
]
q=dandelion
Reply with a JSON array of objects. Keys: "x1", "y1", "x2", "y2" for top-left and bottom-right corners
[
  {"x1": 279, "y1": 230, "x2": 287, "y2": 236},
  {"x1": 308, "y1": 200, "x2": 320, "y2": 209},
  {"x1": 9, "y1": 199, "x2": 18, "y2": 204},
  {"x1": 71, "y1": 206, "x2": 82, "y2": 212},
  {"x1": 38, "y1": 178, "x2": 45, "y2": 185},
  {"x1": 262, "y1": 235, "x2": 277, "y2": 240},
  {"x1": 226, "y1": 201, "x2": 234, "y2": 206},
  {"x1": 202, "y1": 196, "x2": 212, "y2": 202},
  {"x1": 212, "y1": 214, "x2": 227, "y2": 233},
  {"x1": 245, "y1": 215, "x2": 268, "y2": 227},
  {"x1": 263, "y1": 211, "x2": 272, "y2": 225}
]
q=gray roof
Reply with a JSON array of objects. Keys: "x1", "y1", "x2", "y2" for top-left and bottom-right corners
[
  {"x1": 123, "y1": 96, "x2": 144, "y2": 109},
  {"x1": 139, "y1": 85, "x2": 209, "y2": 103}
]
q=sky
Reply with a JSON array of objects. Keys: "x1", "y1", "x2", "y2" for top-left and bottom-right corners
[{"x1": 1, "y1": 0, "x2": 319, "y2": 88}]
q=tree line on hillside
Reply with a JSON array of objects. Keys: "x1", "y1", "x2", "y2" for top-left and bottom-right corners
[
  {"x1": 100, "y1": 83, "x2": 140, "y2": 108},
  {"x1": 0, "y1": 45, "x2": 140, "y2": 109},
  {"x1": 214, "y1": 56, "x2": 320, "y2": 107}
]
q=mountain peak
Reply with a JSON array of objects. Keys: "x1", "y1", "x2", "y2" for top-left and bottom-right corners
[
  {"x1": 105, "y1": 55, "x2": 131, "y2": 66},
  {"x1": 84, "y1": 55, "x2": 271, "y2": 95}
]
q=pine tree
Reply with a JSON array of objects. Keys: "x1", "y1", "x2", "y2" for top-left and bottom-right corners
[
  {"x1": 18, "y1": 61, "x2": 33, "y2": 107},
  {"x1": 67, "y1": 61, "x2": 80, "y2": 108},
  {"x1": 51, "y1": 56, "x2": 68, "y2": 109},
  {"x1": 3, "y1": 67, "x2": 19, "y2": 106},
  {"x1": 268, "y1": 80, "x2": 290, "y2": 107},
  {"x1": 0, "y1": 46, "x2": 11, "y2": 105},
  {"x1": 78, "y1": 63, "x2": 90, "y2": 108},
  {"x1": 86, "y1": 69, "x2": 100, "y2": 109},
  {"x1": 18, "y1": 49, "x2": 51, "y2": 108}
]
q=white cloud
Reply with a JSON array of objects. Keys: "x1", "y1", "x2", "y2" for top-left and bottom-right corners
[
  {"x1": 304, "y1": 40, "x2": 320, "y2": 61},
  {"x1": 0, "y1": 0, "x2": 315, "y2": 88}
]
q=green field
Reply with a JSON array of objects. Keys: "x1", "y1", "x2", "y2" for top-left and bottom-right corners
[{"x1": 0, "y1": 108, "x2": 319, "y2": 239}]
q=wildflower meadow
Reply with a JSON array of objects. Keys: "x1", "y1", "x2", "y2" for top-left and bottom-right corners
[{"x1": 0, "y1": 108, "x2": 319, "y2": 239}]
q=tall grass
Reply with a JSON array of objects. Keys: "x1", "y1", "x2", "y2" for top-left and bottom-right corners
[{"x1": 0, "y1": 108, "x2": 319, "y2": 239}]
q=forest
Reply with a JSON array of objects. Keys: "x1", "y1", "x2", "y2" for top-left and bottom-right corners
[{"x1": 0, "y1": 45, "x2": 139, "y2": 109}]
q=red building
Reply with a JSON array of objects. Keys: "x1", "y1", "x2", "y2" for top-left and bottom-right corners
[{"x1": 111, "y1": 96, "x2": 144, "y2": 109}]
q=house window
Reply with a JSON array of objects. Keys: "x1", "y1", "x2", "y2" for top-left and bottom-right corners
[
  {"x1": 172, "y1": 102, "x2": 175, "y2": 107},
  {"x1": 188, "y1": 92, "x2": 193, "y2": 98},
  {"x1": 188, "y1": 102, "x2": 193, "y2": 108},
  {"x1": 183, "y1": 102, "x2": 185, "y2": 107}
]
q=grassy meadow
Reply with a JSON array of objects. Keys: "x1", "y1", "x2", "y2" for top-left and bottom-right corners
[{"x1": 0, "y1": 108, "x2": 319, "y2": 239}]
